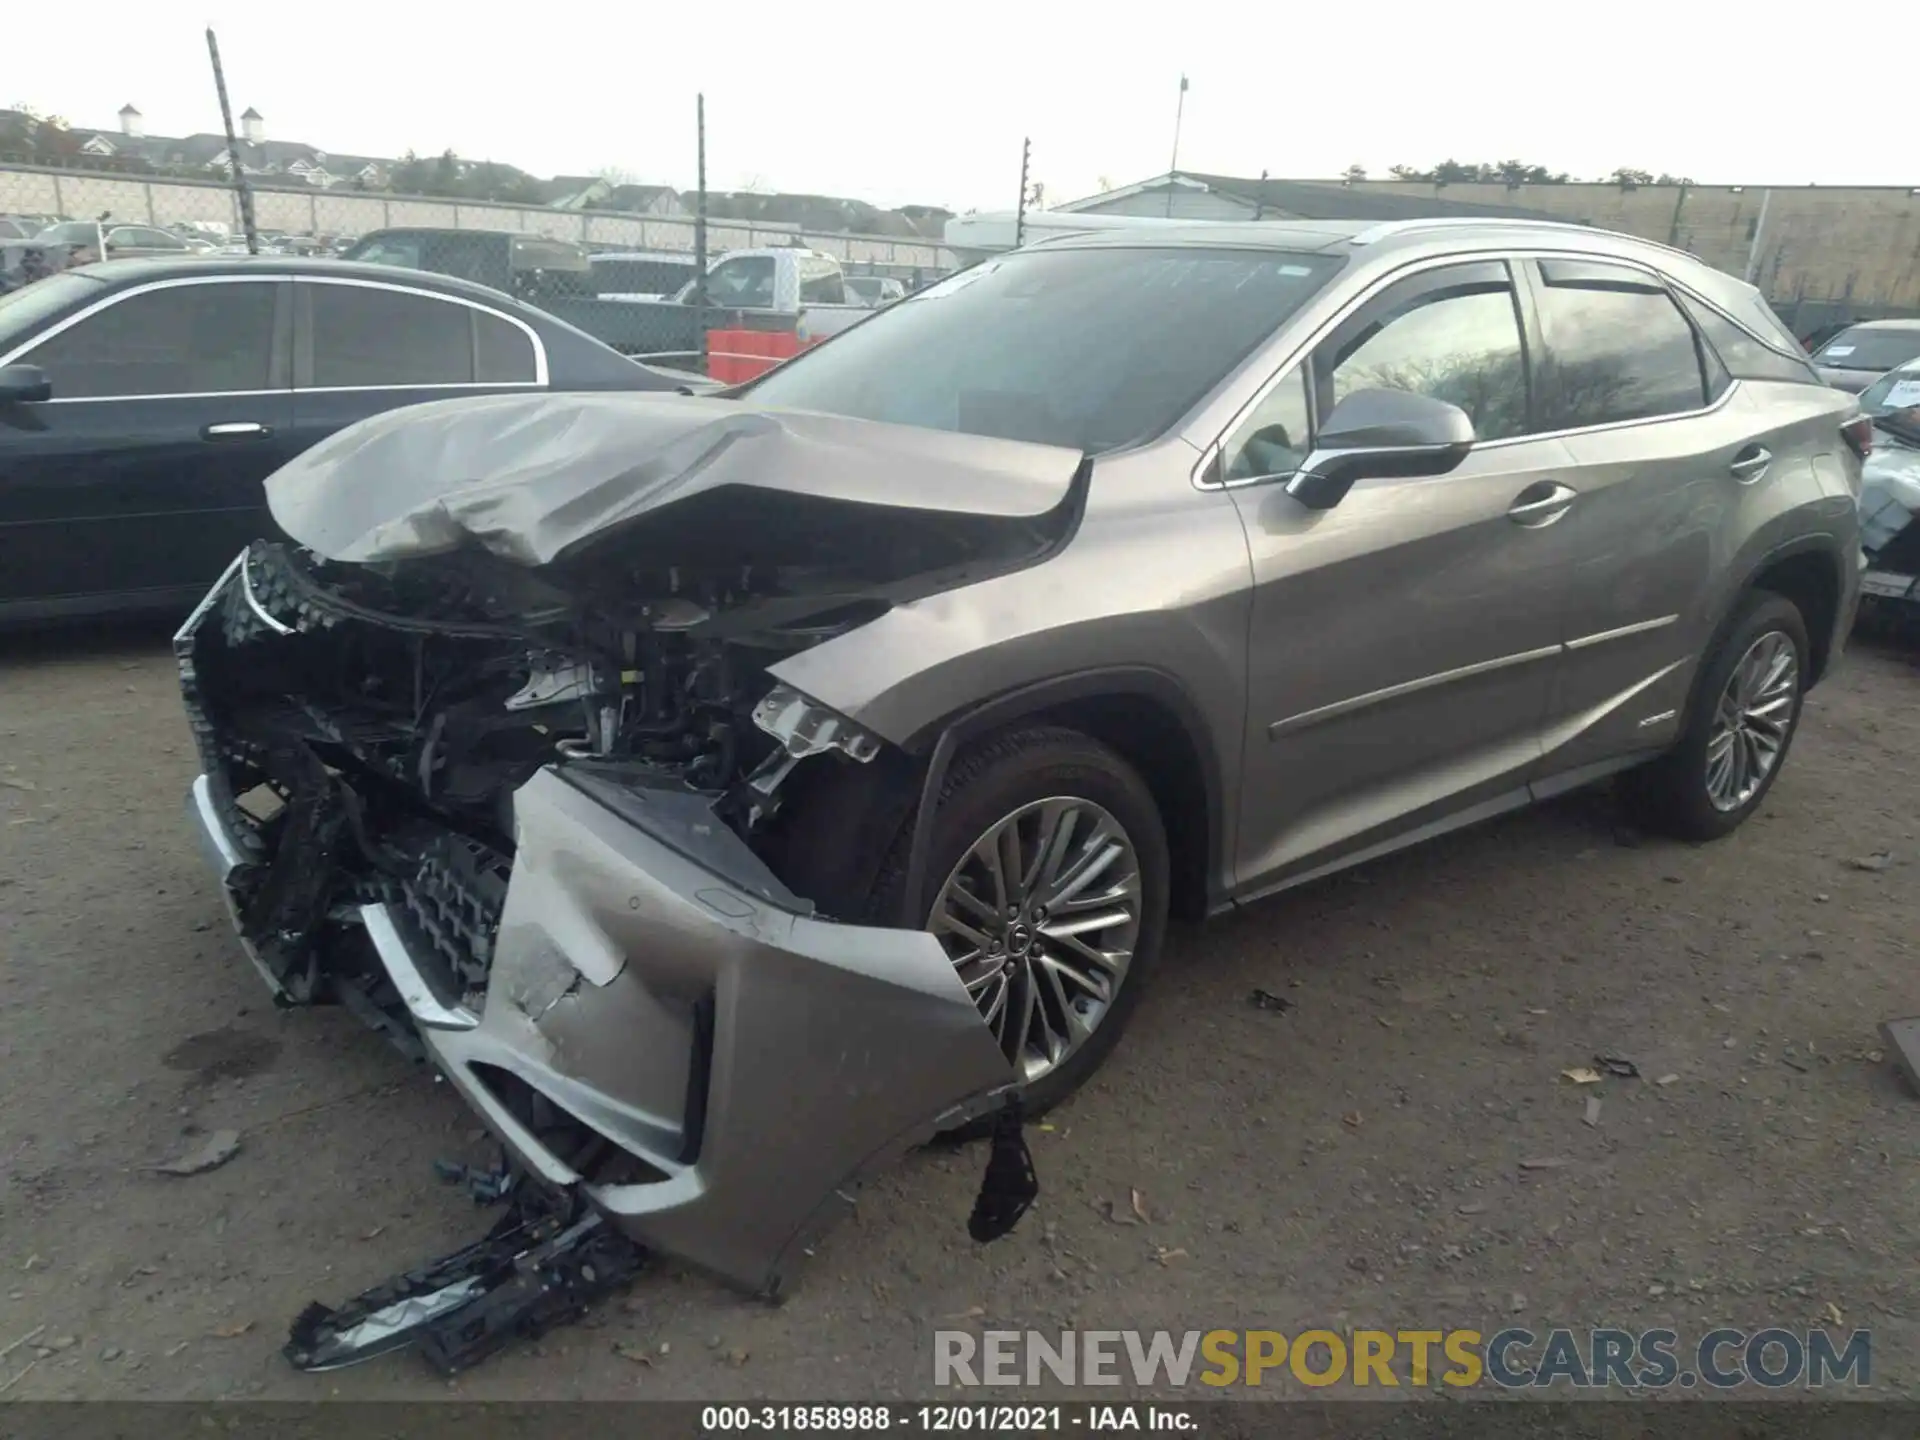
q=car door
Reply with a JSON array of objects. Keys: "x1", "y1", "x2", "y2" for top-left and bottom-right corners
[
  {"x1": 0, "y1": 275, "x2": 294, "y2": 613},
  {"x1": 1224, "y1": 258, "x2": 1586, "y2": 893},
  {"x1": 1519, "y1": 258, "x2": 1771, "y2": 784},
  {"x1": 288, "y1": 276, "x2": 547, "y2": 459}
]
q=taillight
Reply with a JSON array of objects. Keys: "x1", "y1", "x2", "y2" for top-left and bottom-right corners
[{"x1": 1842, "y1": 414, "x2": 1874, "y2": 461}]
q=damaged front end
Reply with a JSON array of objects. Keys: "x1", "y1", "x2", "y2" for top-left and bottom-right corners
[{"x1": 179, "y1": 393, "x2": 1083, "y2": 1311}]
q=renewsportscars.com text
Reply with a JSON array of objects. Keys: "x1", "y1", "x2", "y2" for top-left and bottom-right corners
[{"x1": 933, "y1": 1327, "x2": 1870, "y2": 1390}]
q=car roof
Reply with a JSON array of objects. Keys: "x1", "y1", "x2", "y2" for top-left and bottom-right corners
[
  {"x1": 64, "y1": 255, "x2": 533, "y2": 308},
  {"x1": 1840, "y1": 318, "x2": 1920, "y2": 333}
]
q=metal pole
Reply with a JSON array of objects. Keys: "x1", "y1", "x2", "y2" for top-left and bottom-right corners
[
  {"x1": 206, "y1": 28, "x2": 259, "y2": 255},
  {"x1": 694, "y1": 93, "x2": 709, "y2": 372},
  {"x1": 1165, "y1": 75, "x2": 1188, "y2": 217},
  {"x1": 1743, "y1": 187, "x2": 1772, "y2": 285},
  {"x1": 1015, "y1": 137, "x2": 1031, "y2": 249}
]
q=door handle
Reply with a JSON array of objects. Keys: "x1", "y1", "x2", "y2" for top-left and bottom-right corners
[
  {"x1": 202, "y1": 421, "x2": 271, "y2": 441},
  {"x1": 1729, "y1": 446, "x2": 1772, "y2": 484},
  {"x1": 1507, "y1": 481, "x2": 1578, "y2": 527}
]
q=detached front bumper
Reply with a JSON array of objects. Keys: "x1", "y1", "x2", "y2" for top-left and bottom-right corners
[{"x1": 187, "y1": 759, "x2": 1015, "y2": 1296}]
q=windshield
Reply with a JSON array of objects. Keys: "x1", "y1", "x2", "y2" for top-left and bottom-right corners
[
  {"x1": 747, "y1": 246, "x2": 1342, "y2": 452},
  {"x1": 0, "y1": 272, "x2": 105, "y2": 334},
  {"x1": 1815, "y1": 326, "x2": 1920, "y2": 373},
  {"x1": 1859, "y1": 365, "x2": 1920, "y2": 420},
  {"x1": 33, "y1": 222, "x2": 99, "y2": 245}
]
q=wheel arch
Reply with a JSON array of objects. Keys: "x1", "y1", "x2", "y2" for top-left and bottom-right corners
[
  {"x1": 899, "y1": 667, "x2": 1228, "y2": 925},
  {"x1": 1734, "y1": 534, "x2": 1847, "y2": 688}
]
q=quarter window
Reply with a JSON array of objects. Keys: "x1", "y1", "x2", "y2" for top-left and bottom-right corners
[
  {"x1": 1223, "y1": 367, "x2": 1312, "y2": 480},
  {"x1": 306, "y1": 284, "x2": 536, "y2": 387},
  {"x1": 1676, "y1": 292, "x2": 1821, "y2": 387},
  {"x1": 1533, "y1": 260, "x2": 1705, "y2": 429},
  {"x1": 22, "y1": 281, "x2": 278, "y2": 398},
  {"x1": 1316, "y1": 262, "x2": 1529, "y2": 441},
  {"x1": 799, "y1": 258, "x2": 846, "y2": 305}
]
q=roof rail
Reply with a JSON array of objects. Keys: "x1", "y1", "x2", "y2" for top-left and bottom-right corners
[{"x1": 1347, "y1": 216, "x2": 1698, "y2": 261}]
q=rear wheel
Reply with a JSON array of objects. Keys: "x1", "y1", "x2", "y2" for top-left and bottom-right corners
[{"x1": 1619, "y1": 591, "x2": 1809, "y2": 840}]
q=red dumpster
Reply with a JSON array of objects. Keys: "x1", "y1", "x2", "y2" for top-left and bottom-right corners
[{"x1": 706, "y1": 328, "x2": 812, "y2": 383}]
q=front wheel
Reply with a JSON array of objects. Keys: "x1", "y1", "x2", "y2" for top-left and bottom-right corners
[
  {"x1": 1620, "y1": 591, "x2": 1810, "y2": 841},
  {"x1": 818, "y1": 726, "x2": 1173, "y2": 1126}
]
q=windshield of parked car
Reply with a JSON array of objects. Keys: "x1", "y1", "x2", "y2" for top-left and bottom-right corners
[
  {"x1": 745, "y1": 246, "x2": 1343, "y2": 452},
  {"x1": 1815, "y1": 326, "x2": 1920, "y2": 372},
  {"x1": 0, "y1": 271, "x2": 105, "y2": 334},
  {"x1": 33, "y1": 222, "x2": 100, "y2": 246},
  {"x1": 1857, "y1": 363, "x2": 1920, "y2": 422}
]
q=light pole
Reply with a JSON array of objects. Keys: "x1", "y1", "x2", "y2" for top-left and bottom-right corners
[{"x1": 1165, "y1": 74, "x2": 1188, "y2": 217}]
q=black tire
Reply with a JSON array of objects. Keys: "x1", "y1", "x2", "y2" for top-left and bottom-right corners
[
  {"x1": 1619, "y1": 591, "x2": 1810, "y2": 841},
  {"x1": 774, "y1": 725, "x2": 1171, "y2": 1128}
]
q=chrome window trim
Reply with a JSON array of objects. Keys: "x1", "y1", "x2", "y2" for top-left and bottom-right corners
[
  {"x1": 1191, "y1": 246, "x2": 1746, "y2": 493},
  {"x1": 295, "y1": 275, "x2": 549, "y2": 388},
  {"x1": 0, "y1": 273, "x2": 287, "y2": 376}
]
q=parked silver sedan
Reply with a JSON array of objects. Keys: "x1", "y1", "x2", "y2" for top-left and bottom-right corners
[{"x1": 1811, "y1": 318, "x2": 1920, "y2": 392}]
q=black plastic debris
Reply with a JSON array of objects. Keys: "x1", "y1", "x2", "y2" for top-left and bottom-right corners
[
  {"x1": 433, "y1": 1152, "x2": 519, "y2": 1205},
  {"x1": 1248, "y1": 988, "x2": 1295, "y2": 1014},
  {"x1": 968, "y1": 1098, "x2": 1038, "y2": 1243},
  {"x1": 285, "y1": 1189, "x2": 645, "y2": 1375},
  {"x1": 1594, "y1": 1054, "x2": 1640, "y2": 1079}
]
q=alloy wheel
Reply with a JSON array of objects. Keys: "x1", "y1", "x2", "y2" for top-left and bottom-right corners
[
  {"x1": 928, "y1": 797, "x2": 1142, "y2": 1083},
  {"x1": 1705, "y1": 630, "x2": 1799, "y2": 812}
]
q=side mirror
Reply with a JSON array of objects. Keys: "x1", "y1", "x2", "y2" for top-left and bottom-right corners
[
  {"x1": 1285, "y1": 388, "x2": 1475, "y2": 510},
  {"x1": 0, "y1": 364, "x2": 51, "y2": 404}
]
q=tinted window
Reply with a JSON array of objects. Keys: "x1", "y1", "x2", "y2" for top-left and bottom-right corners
[
  {"x1": 111, "y1": 226, "x2": 184, "y2": 250},
  {"x1": 1534, "y1": 261, "x2": 1704, "y2": 429},
  {"x1": 592, "y1": 257, "x2": 694, "y2": 296},
  {"x1": 1814, "y1": 325, "x2": 1920, "y2": 373},
  {"x1": 310, "y1": 284, "x2": 477, "y2": 387},
  {"x1": 1678, "y1": 292, "x2": 1821, "y2": 386},
  {"x1": 24, "y1": 281, "x2": 277, "y2": 398},
  {"x1": 475, "y1": 311, "x2": 537, "y2": 383},
  {"x1": 1318, "y1": 262, "x2": 1528, "y2": 441},
  {"x1": 706, "y1": 255, "x2": 776, "y2": 309},
  {"x1": 799, "y1": 259, "x2": 845, "y2": 304},
  {"x1": 1223, "y1": 367, "x2": 1311, "y2": 480},
  {"x1": 747, "y1": 247, "x2": 1341, "y2": 452}
]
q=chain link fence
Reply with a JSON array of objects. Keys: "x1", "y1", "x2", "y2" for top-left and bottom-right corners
[{"x1": 0, "y1": 161, "x2": 951, "y2": 363}]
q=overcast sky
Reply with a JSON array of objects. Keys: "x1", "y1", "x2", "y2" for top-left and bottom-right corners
[{"x1": 4, "y1": 2, "x2": 1896, "y2": 212}]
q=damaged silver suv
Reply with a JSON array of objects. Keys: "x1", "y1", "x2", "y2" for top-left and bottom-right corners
[{"x1": 180, "y1": 219, "x2": 1864, "y2": 1298}]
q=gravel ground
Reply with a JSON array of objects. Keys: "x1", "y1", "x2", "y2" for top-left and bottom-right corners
[{"x1": 0, "y1": 622, "x2": 1915, "y2": 1402}]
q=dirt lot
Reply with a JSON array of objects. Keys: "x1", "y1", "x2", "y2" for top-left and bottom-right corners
[{"x1": 0, "y1": 621, "x2": 1916, "y2": 1402}]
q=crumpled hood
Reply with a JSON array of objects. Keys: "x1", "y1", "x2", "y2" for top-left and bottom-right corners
[{"x1": 265, "y1": 391, "x2": 1084, "y2": 568}]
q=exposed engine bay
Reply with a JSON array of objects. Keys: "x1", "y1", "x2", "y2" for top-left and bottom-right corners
[{"x1": 185, "y1": 538, "x2": 886, "y2": 1022}]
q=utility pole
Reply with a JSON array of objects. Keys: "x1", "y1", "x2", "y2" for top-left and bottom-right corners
[
  {"x1": 205, "y1": 28, "x2": 259, "y2": 255},
  {"x1": 1165, "y1": 74, "x2": 1188, "y2": 217},
  {"x1": 1015, "y1": 137, "x2": 1032, "y2": 248},
  {"x1": 1743, "y1": 187, "x2": 1773, "y2": 285},
  {"x1": 694, "y1": 93, "x2": 709, "y2": 371}
]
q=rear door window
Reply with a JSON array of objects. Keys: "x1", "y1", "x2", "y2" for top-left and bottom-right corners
[
  {"x1": 1531, "y1": 260, "x2": 1705, "y2": 429},
  {"x1": 305, "y1": 283, "x2": 537, "y2": 387},
  {"x1": 706, "y1": 255, "x2": 776, "y2": 309},
  {"x1": 20, "y1": 280, "x2": 280, "y2": 398}
]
